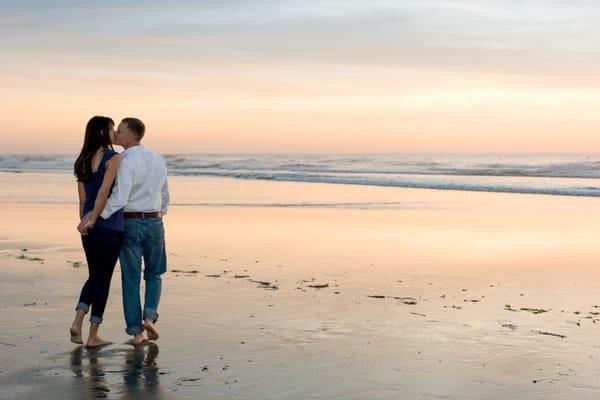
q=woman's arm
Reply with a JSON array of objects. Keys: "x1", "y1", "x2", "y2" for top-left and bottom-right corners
[
  {"x1": 78, "y1": 154, "x2": 122, "y2": 234},
  {"x1": 77, "y1": 182, "x2": 86, "y2": 219},
  {"x1": 89, "y1": 154, "x2": 121, "y2": 223}
]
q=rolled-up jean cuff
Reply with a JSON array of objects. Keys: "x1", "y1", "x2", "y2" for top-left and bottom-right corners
[
  {"x1": 143, "y1": 308, "x2": 158, "y2": 322},
  {"x1": 89, "y1": 315, "x2": 103, "y2": 324},
  {"x1": 126, "y1": 325, "x2": 144, "y2": 335},
  {"x1": 76, "y1": 302, "x2": 89, "y2": 313}
]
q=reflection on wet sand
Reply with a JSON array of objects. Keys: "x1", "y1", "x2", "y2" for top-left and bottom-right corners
[
  {"x1": 4, "y1": 175, "x2": 600, "y2": 399},
  {"x1": 123, "y1": 343, "x2": 161, "y2": 396},
  {"x1": 69, "y1": 344, "x2": 162, "y2": 399}
]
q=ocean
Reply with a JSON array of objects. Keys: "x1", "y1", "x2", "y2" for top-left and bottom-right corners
[{"x1": 2, "y1": 153, "x2": 600, "y2": 197}]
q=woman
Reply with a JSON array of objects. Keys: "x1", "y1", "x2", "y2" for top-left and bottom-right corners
[{"x1": 69, "y1": 116, "x2": 124, "y2": 348}]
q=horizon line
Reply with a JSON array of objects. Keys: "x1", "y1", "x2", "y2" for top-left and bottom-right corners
[{"x1": 3, "y1": 151, "x2": 600, "y2": 156}]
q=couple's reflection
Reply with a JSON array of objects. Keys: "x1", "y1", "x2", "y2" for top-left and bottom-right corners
[{"x1": 70, "y1": 343, "x2": 161, "y2": 398}]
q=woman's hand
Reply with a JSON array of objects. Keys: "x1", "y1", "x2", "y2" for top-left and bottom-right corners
[{"x1": 78, "y1": 212, "x2": 97, "y2": 235}]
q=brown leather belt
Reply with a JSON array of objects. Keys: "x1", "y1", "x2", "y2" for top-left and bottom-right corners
[{"x1": 124, "y1": 211, "x2": 162, "y2": 219}]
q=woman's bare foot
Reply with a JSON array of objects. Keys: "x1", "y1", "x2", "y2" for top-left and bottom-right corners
[
  {"x1": 132, "y1": 332, "x2": 148, "y2": 345},
  {"x1": 143, "y1": 320, "x2": 159, "y2": 341},
  {"x1": 69, "y1": 325, "x2": 83, "y2": 344},
  {"x1": 86, "y1": 337, "x2": 112, "y2": 348},
  {"x1": 70, "y1": 309, "x2": 86, "y2": 344}
]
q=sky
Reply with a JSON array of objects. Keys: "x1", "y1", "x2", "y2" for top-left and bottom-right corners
[{"x1": 1, "y1": 0, "x2": 599, "y2": 154}]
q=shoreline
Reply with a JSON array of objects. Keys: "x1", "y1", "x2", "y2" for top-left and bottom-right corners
[{"x1": 4, "y1": 151, "x2": 600, "y2": 200}]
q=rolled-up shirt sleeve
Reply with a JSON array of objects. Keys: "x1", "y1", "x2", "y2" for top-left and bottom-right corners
[{"x1": 101, "y1": 162, "x2": 133, "y2": 219}]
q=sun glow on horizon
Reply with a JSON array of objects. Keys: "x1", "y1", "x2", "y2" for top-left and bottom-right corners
[{"x1": 1, "y1": 1, "x2": 599, "y2": 153}]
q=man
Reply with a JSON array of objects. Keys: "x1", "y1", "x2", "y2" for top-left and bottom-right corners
[{"x1": 81, "y1": 117, "x2": 169, "y2": 345}]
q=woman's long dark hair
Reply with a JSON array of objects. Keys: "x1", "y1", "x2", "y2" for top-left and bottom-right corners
[{"x1": 74, "y1": 116, "x2": 114, "y2": 182}]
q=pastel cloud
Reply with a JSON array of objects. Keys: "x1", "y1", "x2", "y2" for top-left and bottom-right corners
[{"x1": 1, "y1": 0, "x2": 599, "y2": 153}]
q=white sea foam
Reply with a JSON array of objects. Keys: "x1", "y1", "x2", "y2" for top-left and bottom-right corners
[{"x1": 2, "y1": 154, "x2": 600, "y2": 197}]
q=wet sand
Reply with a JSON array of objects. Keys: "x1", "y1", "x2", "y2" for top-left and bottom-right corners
[{"x1": 2, "y1": 173, "x2": 600, "y2": 399}]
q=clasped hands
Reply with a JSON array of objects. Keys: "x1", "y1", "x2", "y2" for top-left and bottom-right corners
[{"x1": 77, "y1": 212, "x2": 97, "y2": 235}]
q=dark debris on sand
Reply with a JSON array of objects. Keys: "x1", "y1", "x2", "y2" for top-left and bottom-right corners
[
  {"x1": 365, "y1": 295, "x2": 417, "y2": 305},
  {"x1": 17, "y1": 253, "x2": 44, "y2": 263},
  {"x1": 187, "y1": 269, "x2": 280, "y2": 290},
  {"x1": 248, "y1": 279, "x2": 279, "y2": 290},
  {"x1": 67, "y1": 260, "x2": 85, "y2": 268},
  {"x1": 307, "y1": 283, "x2": 329, "y2": 289},
  {"x1": 521, "y1": 307, "x2": 550, "y2": 314},
  {"x1": 176, "y1": 377, "x2": 204, "y2": 387},
  {"x1": 505, "y1": 304, "x2": 549, "y2": 314},
  {"x1": 531, "y1": 330, "x2": 566, "y2": 339}
]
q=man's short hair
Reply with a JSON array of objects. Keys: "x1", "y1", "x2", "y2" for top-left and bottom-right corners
[{"x1": 122, "y1": 117, "x2": 145, "y2": 140}]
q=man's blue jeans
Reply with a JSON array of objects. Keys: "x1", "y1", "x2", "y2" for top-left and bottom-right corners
[{"x1": 120, "y1": 217, "x2": 167, "y2": 335}]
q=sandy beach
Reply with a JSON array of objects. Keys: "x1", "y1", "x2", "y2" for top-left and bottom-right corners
[
  {"x1": 4, "y1": 0, "x2": 600, "y2": 397},
  {"x1": 2, "y1": 171, "x2": 600, "y2": 399}
]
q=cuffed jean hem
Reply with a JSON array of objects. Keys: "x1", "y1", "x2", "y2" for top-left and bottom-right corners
[
  {"x1": 89, "y1": 315, "x2": 103, "y2": 324},
  {"x1": 76, "y1": 302, "x2": 89, "y2": 313},
  {"x1": 143, "y1": 307, "x2": 159, "y2": 323},
  {"x1": 126, "y1": 325, "x2": 144, "y2": 335}
]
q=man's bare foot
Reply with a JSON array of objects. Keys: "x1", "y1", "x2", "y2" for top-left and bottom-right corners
[
  {"x1": 143, "y1": 320, "x2": 159, "y2": 341},
  {"x1": 86, "y1": 337, "x2": 112, "y2": 348},
  {"x1": 132, "y1": 332, "x2": 148, "y2": 345},
  {"x1": 69, "y1": 325, "x2": 83, "y2": 344}
]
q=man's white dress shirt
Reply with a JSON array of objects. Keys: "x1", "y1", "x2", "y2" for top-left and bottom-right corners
[{"x1": 101, "y1": 145, "x2": 169, "y2": 219}]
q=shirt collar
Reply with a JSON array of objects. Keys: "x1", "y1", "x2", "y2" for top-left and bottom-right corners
[{"x1": 122, "y1": 144, "x2": 142, "y2": 157}]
